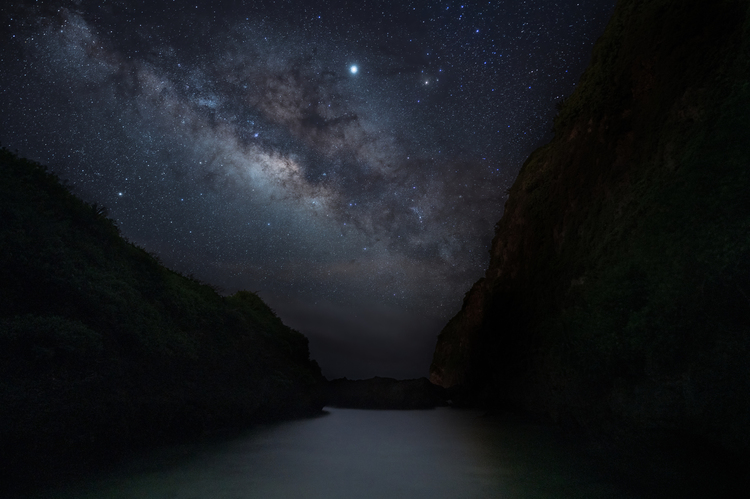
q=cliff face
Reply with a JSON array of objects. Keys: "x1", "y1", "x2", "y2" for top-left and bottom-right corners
[
  {"x1": 431, "y1": 0, "x2": 750, "y2": 454},
  {"x1": 0, "y1": 150, "x2": 325, "y2": 487}
]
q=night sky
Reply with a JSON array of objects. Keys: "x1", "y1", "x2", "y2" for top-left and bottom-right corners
[{"x1": 1, "y1": 0, "x2": 616, "y2": 379}]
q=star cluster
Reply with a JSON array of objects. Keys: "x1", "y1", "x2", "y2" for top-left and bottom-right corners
[{"x1": 0, "y1": 0, "x2": 616, "y2": 378}]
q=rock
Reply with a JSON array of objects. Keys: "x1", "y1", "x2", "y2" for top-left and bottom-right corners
[{"x1": 431, "y1": 0, "x2": 750, "y2": 457}]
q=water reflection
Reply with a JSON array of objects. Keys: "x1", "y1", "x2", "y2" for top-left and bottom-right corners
[{"x1": 30, "y1": 408, "x2": 636, "y2": 499}]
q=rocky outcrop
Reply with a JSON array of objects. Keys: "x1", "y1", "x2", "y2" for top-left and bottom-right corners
[
  {"x1": 431, "y1": 0, "x2": 750, "y2": 456},
  {"x1": 326, "y1": 377, "x2": 446, "y2": 409}
]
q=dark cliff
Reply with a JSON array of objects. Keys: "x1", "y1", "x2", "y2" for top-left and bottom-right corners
[
  {"x1": 431, "y1": 0, "x2": 750, "y2": 456},
  {"x1": 0, "y1": 150, "x2": 324, "y2": 489}
]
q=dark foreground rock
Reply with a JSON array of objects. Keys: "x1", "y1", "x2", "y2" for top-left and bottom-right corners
[{"x1": 326, "y1": 377, "x2": 447, "y2": 409}]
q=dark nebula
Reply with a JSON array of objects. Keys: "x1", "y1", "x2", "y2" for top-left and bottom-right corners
[{"x1": 0, "y1": 0, "x2": 616, "y2": 378}]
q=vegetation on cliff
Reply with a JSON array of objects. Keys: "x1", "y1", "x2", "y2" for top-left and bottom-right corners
[
  {"x1": 0, "y1": 149, "x2": 324, "y2": 488},
  {"x1": 431, "y1": 0, "x2": 750, "y2": 458}
]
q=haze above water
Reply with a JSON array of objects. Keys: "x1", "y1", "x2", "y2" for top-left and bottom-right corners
[{"x1": 25, "y1": 408, "x2": 661, "y2": 499}]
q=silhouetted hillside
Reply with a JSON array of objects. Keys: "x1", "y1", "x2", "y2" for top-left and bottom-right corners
[
  {"x1": 0, "y1": 149, "x2": 324, "y2": 490},
  {"x1": 432, "y1": 0, "x2": 750, "y2": 465}
]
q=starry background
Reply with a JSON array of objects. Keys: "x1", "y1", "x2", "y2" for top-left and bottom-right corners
[{"x1": 1, "y1": 0, "x2": 616, "y2": 379}]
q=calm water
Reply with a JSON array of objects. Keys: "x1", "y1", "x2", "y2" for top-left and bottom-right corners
[{"x1": 29, "y1": 408, "x2": 641, "y2": 499}]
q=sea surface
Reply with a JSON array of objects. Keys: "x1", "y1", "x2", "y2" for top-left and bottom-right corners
[{"x1": 24, "y1": 407, "x2": 663, "y2": 498}]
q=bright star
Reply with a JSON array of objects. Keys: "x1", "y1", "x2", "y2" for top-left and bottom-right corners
[{"x1": 350, "y1": 65, "x2": 358, "y2": 74}]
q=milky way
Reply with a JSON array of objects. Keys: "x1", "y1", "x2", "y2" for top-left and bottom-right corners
[{"x1": 1, "y1": 0, "x2": 616, "y2": 378}]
